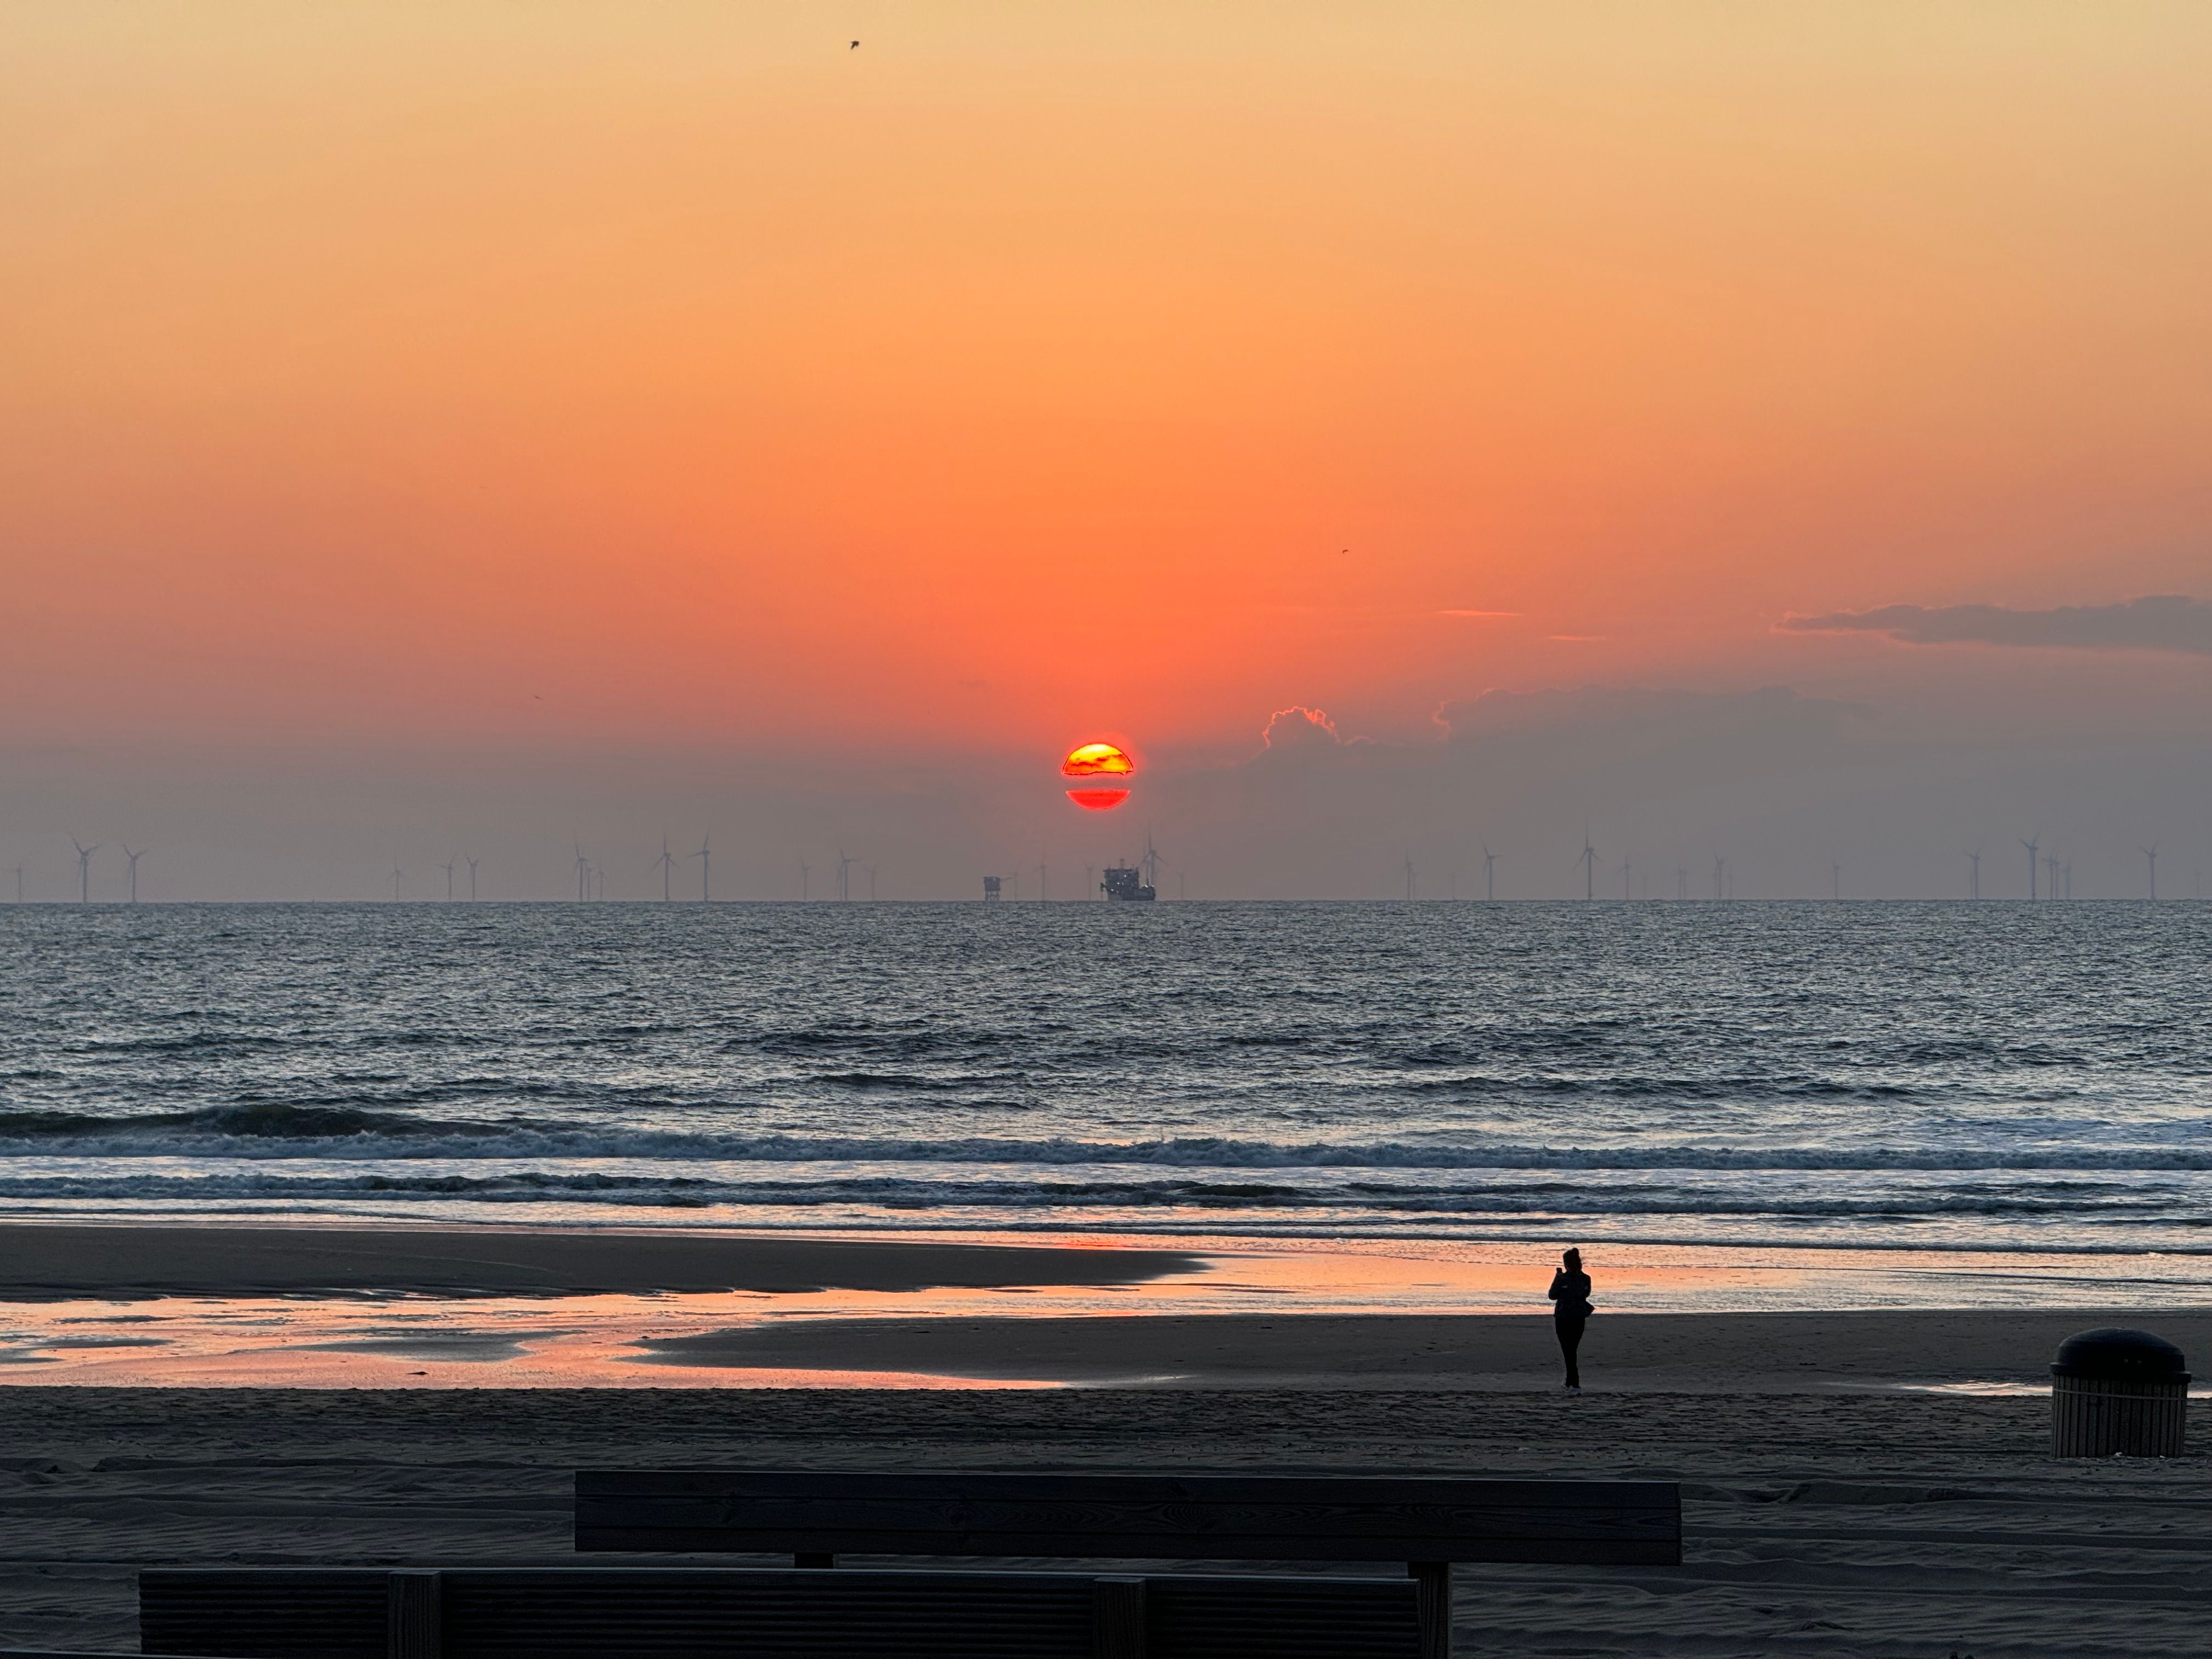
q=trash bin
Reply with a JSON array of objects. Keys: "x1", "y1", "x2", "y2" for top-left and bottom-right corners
[{"x1": 2050, "y1": 1328, "x2": 2189, "y2": 1457}]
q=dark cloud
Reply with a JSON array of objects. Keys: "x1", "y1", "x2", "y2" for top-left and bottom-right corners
[{"x1": 1779, "y1": 595, "x2": 2212, "y2": 654}]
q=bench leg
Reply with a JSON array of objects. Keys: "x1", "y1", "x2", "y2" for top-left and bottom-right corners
[
  {"x1": 1092, "y1": 1574, "x2": 1147, "y2": 1659},
  {"x1": 387, "y1": 1570, "x2": 441, "y2": 1659},
  {"x1": 1409, "y1": 1561, "x2": 1451, "y2": 1659}
]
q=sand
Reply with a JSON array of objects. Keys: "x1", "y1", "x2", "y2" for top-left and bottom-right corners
[
  {"x1": 2, "y1": 1383, "x2": 2205, "y2": 1658},
  {"x1": 2, "y1": 1225, "x2": 2205, "y2": 1653},
  {"x1": 636, "y1": 1307, "x2": 2212, "y2": 1390},
  {"x1": 0, "y1": 1223, "x2": 1200, "y2": 1300}
]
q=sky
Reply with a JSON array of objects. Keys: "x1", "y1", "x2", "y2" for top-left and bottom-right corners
[{"x1": 3, "y1": 4, "x2": 2209, "y2": 898}]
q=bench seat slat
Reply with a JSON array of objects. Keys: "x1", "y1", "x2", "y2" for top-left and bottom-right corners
[
  {"x1": 573, "y1": 1471, "x2": 1683, "y2": 1566},
  {"x1": 141, "y1": 1567, "x2": 1420, "y2": 1659}
]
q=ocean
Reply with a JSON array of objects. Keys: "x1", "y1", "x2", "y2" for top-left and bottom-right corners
[{"x1": 5, "y1": 899, "x2": 2207, "y2": 1257}]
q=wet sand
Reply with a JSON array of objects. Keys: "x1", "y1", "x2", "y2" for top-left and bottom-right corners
[
  {"x1": 637, "y1": 1307, "x2": 2212, "y2": 1390},
  {"x1": 1, "y1": 1384, "x2": 2204, "y2": 1657},
  {"x1": 0, "y1": 1222, "x2": 1200, "y2": 1300}
]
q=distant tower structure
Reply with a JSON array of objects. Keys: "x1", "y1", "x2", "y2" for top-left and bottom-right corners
[
  {"x1": 465, "y1": 855, "x2": 479, "y2": 901},
  {"x1": 983, "y1": 875, "x2": 1002, "y2": 901},
  {"x1": 1579, "y1": 830, "x2": 1598, "y2": 900},
  {"x1": 1403, "y1": 854, "x2": 1414, "y2": 901},
  {"x1": 2142, "y1": 843, "x2": 2159, "y2": 900},
  {"x1": 1967, "y1": 849, "x2": 1981, "y2": 900},
  {"x1": 70, "y1": 837, "x2": 100, "y2": 904},
  {"x1": 1831, "y1": 861, "x2": 1841, "y2": 901},
  {"x1": 123, "y1": 844, "x2": 146, "y2": 904},
  {"x1": 1676, "y1": 866, "x2": 1687, "y2": 900},
  {"x1": 2022, "y1": 832, "x2": 2040, "y2": 899},
  {"x1": 1481, "y1": 843, "x2": 1498, "y2": 901},
  {"x1": 1712, "y1": 856, "x2": 1724, "y2": 901}
]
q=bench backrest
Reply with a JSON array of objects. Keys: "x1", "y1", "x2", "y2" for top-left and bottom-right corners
[
  {"x1": 139, "y1": 1566, "x2": 1421, "y2": 1659},
  {"x1": 574, "y1": 1470, "x2": 1681, "y2": 1566}
]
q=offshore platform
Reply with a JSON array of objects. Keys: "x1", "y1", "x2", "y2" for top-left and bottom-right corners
[{"x1": 1101, "y1": 834, "x2": 1163, "y2": 901}]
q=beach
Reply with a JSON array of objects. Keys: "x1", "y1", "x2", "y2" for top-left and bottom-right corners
[
  {"x1": 2, "y1": 1224, "x2": 2206, "y2": 1655},
  {"x1": 5, "y1": 1383, "x2": 2206, "y2": 1657}
]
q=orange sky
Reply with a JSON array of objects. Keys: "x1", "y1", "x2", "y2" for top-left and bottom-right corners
[{"x1": 4, "y1": 3, "x2": 2209, "y2": 758}]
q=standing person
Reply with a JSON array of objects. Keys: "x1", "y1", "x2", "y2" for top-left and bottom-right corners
[{"x1": 1548, "y1": 1248, "x2": 1593, "y2": 1394}]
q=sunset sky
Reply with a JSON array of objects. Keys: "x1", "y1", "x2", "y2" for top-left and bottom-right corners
[{"x1": 4, "y1": 4, "x2": 2209, "y2": 896}]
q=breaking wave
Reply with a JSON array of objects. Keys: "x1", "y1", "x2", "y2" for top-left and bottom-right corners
[{"x1": 2, "y1": 1110, "x2": 2209, "y2": 1173}]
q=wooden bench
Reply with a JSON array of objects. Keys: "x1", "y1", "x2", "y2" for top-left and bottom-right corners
[
  {"x1": 138, "y1": 1565, "x2": 1420, "y2": 1657},
  {"x1": 574, "y1": 1469, "x2": 1682, "y2": 1657}
]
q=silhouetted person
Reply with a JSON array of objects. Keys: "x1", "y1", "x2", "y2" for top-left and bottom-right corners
[{"x1": 1548, "y1": 1247, "x2": 1593, "y2": 1393}]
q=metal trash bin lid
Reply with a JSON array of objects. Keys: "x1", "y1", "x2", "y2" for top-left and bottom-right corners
[{"x1": 2050, "y1": 1328, "x2": 2190, "y2": 1383}]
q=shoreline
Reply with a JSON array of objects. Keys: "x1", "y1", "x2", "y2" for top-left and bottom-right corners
[
  {"x1": 0, "y1": 1221, "x2": 1202, "y2": 1300},
  {"x1": 3, "y1": 1221, "x2": 2203, "y2": 1391}
]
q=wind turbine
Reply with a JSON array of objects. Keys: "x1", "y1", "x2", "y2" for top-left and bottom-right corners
[
  {"x1": 865, "y1": 864, "x2": 877, "y2": 900},
  {"x1": 122, "y1": 844, "x2": 146, "y2": 904},
  {"x1": 1141, "y1": 832, "x2": 1163, "y2": 894},
  {"x1": 1621, "y1": 856, "x2": 1632, "y2": 901},
  {"x1": 1403, "y1": 852, "x2": 1414, "y2": 901},
  {"x1": 2142, "y1": 842, "x2": 2159, "y2": 900},
  {"x1": 690, "y1": 831, "x2": 711, "y2": 901},
  {"x1": 652, "y1": 833, "x2": 676, "y2": 901},
  {"x1": 2021, "y1": 831, "x2": 2040, "y2": 899},
  {"x1": 1037, "y1": 855, "x2": 1047, "y2": 902},
  {"x1": 1830, "y1": 861, "x2": 1841, "y2": 901},
  {"x1": 391, "y1": 863, "x2": 405, "y2": 902},
  {"x1": 1578, "y1": 829, "x2": 1597, "y2": 900},
  {"x1": 573, "y1": 842, "x2": 591, "y2": 902},
  {"x1": 438, "y1": 858, "x2": 456, "y2": 902},
  {"x1": 798, "y1": 859, "x2": 811, "y2": 901},
  {"x1": 1712, "y1": 855, "x2": 1724, "y2": 900},
  {"x1": 1967, "y1": 849, "x2": 1981, "y2": 900},
  {"x1": 464, "y1": 855, "x2": 478, "y2": 901},
  {"x1": 69, "y1": 837, "x2": 100, "y2": 904},
  {"x1": 1481, "y1": 843, "x2": 1498, "y2": 901},
  {"x1": 836, "y1": 848, "x2": 858, "y2": 901}
]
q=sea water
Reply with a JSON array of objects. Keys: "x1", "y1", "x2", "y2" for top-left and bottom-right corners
[{"x1": 4, "y1": 900, "x2": 2207, "y2": 1256}]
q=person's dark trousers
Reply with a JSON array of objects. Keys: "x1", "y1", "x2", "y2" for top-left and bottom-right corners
[{"x1": 1555, "y1": 1314, "x2": 1587, "y2": 1387}]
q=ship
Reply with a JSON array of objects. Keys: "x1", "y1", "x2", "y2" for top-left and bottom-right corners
[
  {"x1": 1101, "y1": 865, "x2": 1155, "y2": 901},
  {"x1": 1101, "y1": 834, "x2": 1163, "y2": 901}
]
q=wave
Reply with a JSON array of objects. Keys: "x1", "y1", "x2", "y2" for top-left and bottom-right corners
[
  {"x1": 0, "y1": 1166, "x2": 2200, "y2": 1217},
  {"x1": 1, "y1": 1108, "x2": 2209, "y2": 1173}
]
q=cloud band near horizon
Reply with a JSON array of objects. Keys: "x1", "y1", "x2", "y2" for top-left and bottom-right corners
[{"x1": 1780, "y1": 595, "x2": 2211, "y2": 655}]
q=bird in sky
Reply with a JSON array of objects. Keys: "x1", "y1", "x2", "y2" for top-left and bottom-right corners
[{"x1": 850, "y1": 40, "x2": 860, "y2": 49}]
